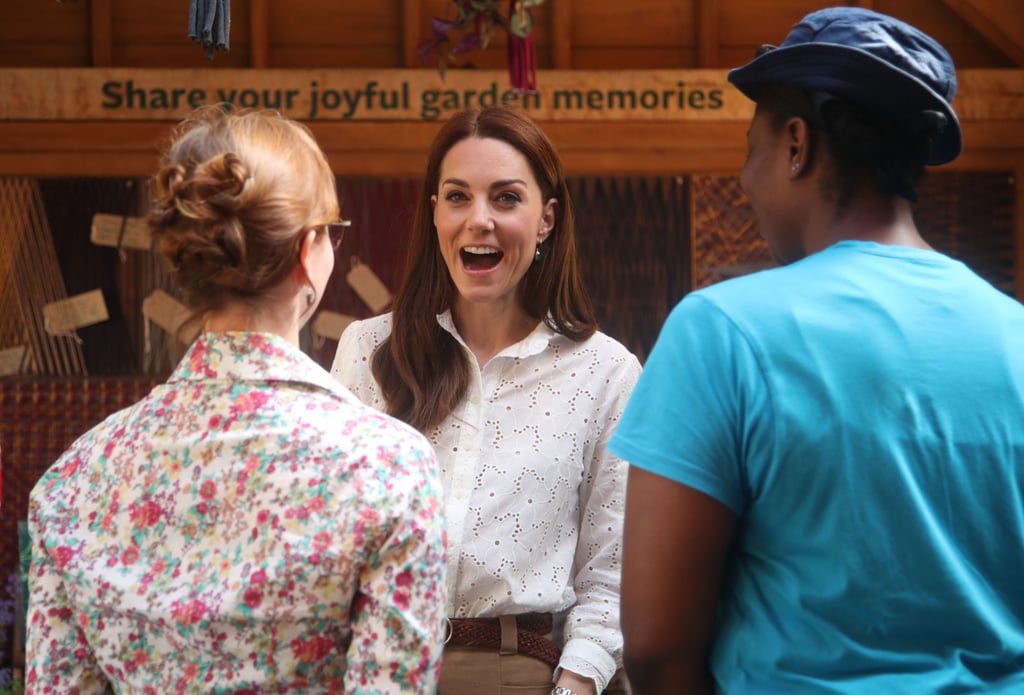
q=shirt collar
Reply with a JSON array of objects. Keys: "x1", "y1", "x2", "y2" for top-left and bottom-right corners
[
  {"x1": 169, "y1": 331, "x2": 346, "y2": 396},
  {"x1": 435, "y1": 309, "x2": 556, "y2": 360}
]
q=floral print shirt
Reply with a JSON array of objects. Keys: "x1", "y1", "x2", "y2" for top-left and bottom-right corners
[{"x1": 27, "y1": 332, "x2": 447, "y2": 694}]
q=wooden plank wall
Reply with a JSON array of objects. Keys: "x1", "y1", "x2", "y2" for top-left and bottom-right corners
[
  {"x1": 2, "y1": 1, "x2": 1019, "y2": 71},
  {"x1": 0, "y1": 1, "x2": 1021, "y2": 290}
]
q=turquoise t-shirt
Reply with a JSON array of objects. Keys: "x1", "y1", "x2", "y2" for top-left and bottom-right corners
[{"x1": 611, "y1": 241, "x2": 1024, "y2": 693}]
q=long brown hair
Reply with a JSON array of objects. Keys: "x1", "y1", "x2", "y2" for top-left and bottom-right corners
[{"x1": 373, "y1": 106, "x2": 597, "y2": 432}]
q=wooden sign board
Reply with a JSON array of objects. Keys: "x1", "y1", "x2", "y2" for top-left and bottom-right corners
[
  {"x1": 0, "y1": 68, "x2": 750, "y2": 123},
  {"x1": 2, "y1": 68, "x2": 1018, "y2": 125}
]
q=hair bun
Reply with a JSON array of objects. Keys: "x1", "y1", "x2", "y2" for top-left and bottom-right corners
[
  {"x1": 148, "y1": 107, "x2": 339, "y2": 311},
  {"x1": 904, "y1": 109, "x2": 949, "y2": 139}
]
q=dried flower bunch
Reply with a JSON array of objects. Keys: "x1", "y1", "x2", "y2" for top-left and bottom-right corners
[{"x1": 419, "y1": 0, "x2": 546, "y2": 92}]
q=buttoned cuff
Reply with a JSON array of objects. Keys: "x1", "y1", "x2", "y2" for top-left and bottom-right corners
[{"x1": 555, "y1": 638, "x2": 618, "y2": 693}]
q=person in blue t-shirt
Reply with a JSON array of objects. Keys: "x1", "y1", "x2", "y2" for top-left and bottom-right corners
[{"x1": 610, "y1": 7, "x2": 1024, "y2": 694}]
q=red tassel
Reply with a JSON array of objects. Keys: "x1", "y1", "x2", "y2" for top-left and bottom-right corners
[{"x1": 507, "y1": 0, "x2": 537, "y2": 93}]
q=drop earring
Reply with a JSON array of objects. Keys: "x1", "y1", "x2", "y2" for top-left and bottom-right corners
[
  {"x1": 534, "y1": 246, "x2": 542, "y2": 263},
  {"x1": 305, "y1": 286, "x2": 315, "y2": 309}
]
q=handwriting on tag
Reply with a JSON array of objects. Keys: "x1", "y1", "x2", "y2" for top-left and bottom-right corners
[
  {"x1": 312, "y1": 310, "x2": 357, "y2": 342},
  {"x1": 90, "y1": 213, "x2": 151, "y2": 251},
  {"x1": 43, "y1": 289, "x2": 109, "y2": 335},
  {"x1": 346, "y1": 261, "x2": 391, "y2": 313},
  {"x1": 142, "y1": 289, "x2": 197, "y2": 341},
  {"x1": 0, "y1": 345, "x2": 26, "y2": 376}
]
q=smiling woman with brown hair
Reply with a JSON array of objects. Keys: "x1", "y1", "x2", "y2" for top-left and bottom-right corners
[{"x1": 332, "y1": 106, "x2": 640, "y2": 695}]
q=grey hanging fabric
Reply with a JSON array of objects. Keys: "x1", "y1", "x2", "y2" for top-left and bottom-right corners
[{"x1": 189, "y1": 0, "x2": 231, "y2": 60}]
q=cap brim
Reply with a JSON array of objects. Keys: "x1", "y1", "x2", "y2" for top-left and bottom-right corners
[{"x1": 728, "y1": 43, "x2": 962, "y2": 165}]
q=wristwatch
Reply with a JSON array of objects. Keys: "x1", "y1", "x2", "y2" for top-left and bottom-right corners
[{"x1": 551, "y1": 688, "x2": 575, "y2": 695}]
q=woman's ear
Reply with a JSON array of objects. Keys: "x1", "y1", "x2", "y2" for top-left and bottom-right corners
[
  {"x1": 538, "y1": 198, "x2": 557, "y2": 243},
  {"x1": 294, "y1": 228, "x2": 319, "y2": 285},
  {"x1": 786, "y1": 116, "x2": 812, "y2": 177}
]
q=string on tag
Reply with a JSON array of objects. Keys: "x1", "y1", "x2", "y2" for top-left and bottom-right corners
[{"x1": 116, "y1": 180, "x2": 135, "y2": 263}]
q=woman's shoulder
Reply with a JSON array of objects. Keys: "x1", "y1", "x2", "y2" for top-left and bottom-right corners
[
  {"x1": 267, "y1": 383, "x2": 434, "y2": 479},
  {"x1": 336, "y1": 312, "x2": 393, "y2": 358},
  {"x1": 325, "y1": 397, "x2": 427, "y2": 449},
  {"x1": 556, "y1": 329, "x2": 642, "y2": 375},
  {"x1": 344, "y1": 312, "x2": 393, "y2": 339},
  {"x1": 585, "y1": 329, "x2": 640, "y2": 361}
]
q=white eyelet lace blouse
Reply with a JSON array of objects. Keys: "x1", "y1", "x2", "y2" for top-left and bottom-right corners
[{"x1": 331, "y1": 310, "x2": 641, "y2": 691}]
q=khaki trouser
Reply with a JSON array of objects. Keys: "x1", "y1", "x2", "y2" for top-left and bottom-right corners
[{"x1": 439, "y1": 645, "x2": 555, "y2": 694}]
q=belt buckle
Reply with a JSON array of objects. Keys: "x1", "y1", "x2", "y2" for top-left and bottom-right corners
[{"x1": 444, "y1": 616, "x2": 453, "y2": 645}]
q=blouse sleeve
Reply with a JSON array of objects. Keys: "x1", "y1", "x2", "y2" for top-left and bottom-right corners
[
  {"x1": 560, "y1": 350, "x2": 643, "y2": 691},
  {"x1": 344, "y1": 431, "x2": 448, "y2": 693},
  {"x1": 331, "y1": 318, "x2": 388, "y2": 410},
  {"x1": 610, "y1": 294, "x2": 770, "y2": 515},
  {"x1": 26, "y1": 495, "x2": 112, "y2": 694}
]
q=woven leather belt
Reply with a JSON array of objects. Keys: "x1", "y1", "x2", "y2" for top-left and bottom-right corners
[{"x1": 445, "y1": 613, "x2": 561, "y2": 668}]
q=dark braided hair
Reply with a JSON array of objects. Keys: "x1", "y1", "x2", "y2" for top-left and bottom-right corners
[{"x1": 755, "y1": 83, "x2": 948, "y2": 208}]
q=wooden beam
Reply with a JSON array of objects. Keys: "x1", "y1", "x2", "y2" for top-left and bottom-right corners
[
  {"x1": 939, "y1": 0, "x2": 1024, "y2": 66},
  {"x1": 1, "y1": 120, "x2": 1018, "y2": 177},
  {"x1": 695, "y1": 0, "x2": 720, "y2": 67},
  {"x1": 249, "y1": 0, "x2": 270, "y2": 68},
  {"x1": 0, "y1": 146, "x2": 1019, "y2": 180},
  {"x1": 89, "y1": 0, "x2": 113, "y2": 67},
  {"x1": 402, "y1": 0, "x2": 422, "y2": 69},
  {"x1": 551, "y1": 0, "x2": 572, "y2": 69}
]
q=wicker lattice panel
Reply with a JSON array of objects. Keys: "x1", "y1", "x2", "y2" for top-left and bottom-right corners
[
  {"x1": 691, "y1": 172, "x2": 1016, "y2": 297},
  {"x1": 691, "y1": 174, "x2": 775, "y2": 289},
  {"x1": 0, "y1": 178, "x2": 87, "y2": 376},
  {"x1": 570, "y1": 176, "x2": 691, "y2": 362},
  {"x1": 915, "y1": 171, "x2": 1016, "y2": 296},
  {"x1": 37, "y1": 178, "x2": 176, "y2": 377}
]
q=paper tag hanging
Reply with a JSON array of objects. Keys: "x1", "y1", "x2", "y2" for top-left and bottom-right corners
[
  {"x1": 90, "y1": 213, "x2": 152, "y2": 251},
  {"x1": 142, "y1": 289, "x2": 197, "y2": 342},
  {"x1": 346, "y1": 258, "x2": 392, "y2": 314},
  {"x1": 312, "y1": 310, "x2": 357, "y2": 342},
  {"x1": 0, "y1": 345, "x2": 27, "y2": 376},
  {"x1": 43, "y1": 289, "x2": 109, "y2": 335}
]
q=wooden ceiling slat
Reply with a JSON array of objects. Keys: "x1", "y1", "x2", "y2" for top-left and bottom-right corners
[
  {"x1": 402, "y1": 0, "x2": 421, "y2": 69},
  {"x1": 571, "y1": 0, "x2": 691, "y2": 49},
  {"x1": 4, "y1": 1, "x2": 1021, "y2": 72},
  {"x1": 939, "y1": 0, "x2": 1024, "y2": 66},
  {"x1": 696, "y1": 0, "x2": 719, "y2": 68},
  {"x1": 552, "y1": 1, "x2": 573, "y2": 69},
  {"x1": 90, "y1": 0, "x2": 113, "y2": 67},
  {"x1": 250, "y1": 0, "x2": 269, "y2": 68}
]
